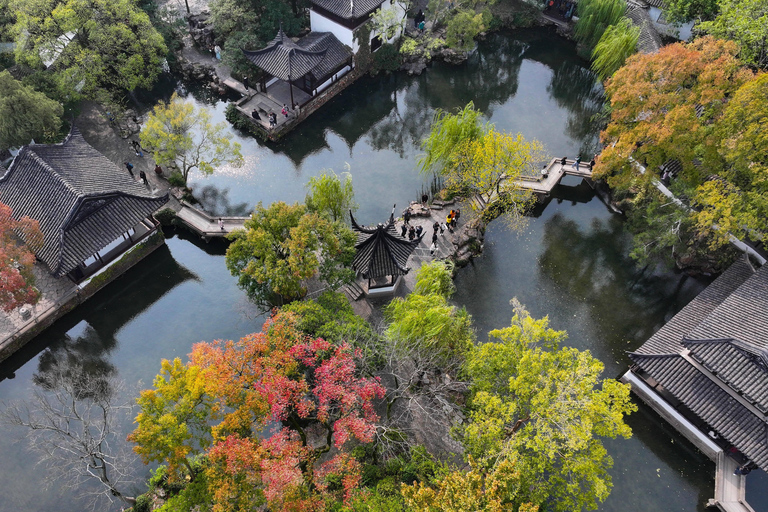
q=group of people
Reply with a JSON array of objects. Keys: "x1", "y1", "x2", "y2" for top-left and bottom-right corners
[
  {"x1": 124, "y1": 161, "x2": 150, "y2": 186},
  {"x1": 399, "y1": 207, "x2": 462, "y2": 256},
  {"x1": 250, "y1": 104, "x2": 297, "y2": 129},
  {"x1": 544, "y1": 0, "x2": 577, "y2": 20},
  {"x1": 414, "y1": 9, "x2": 426, "y2": 32}
]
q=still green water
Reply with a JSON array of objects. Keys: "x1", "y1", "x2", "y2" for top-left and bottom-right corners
[{"x1": 1, "y1": 27, "x2": 766, "y2": 511}]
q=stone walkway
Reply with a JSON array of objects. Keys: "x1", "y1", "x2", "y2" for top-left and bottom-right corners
[{"x1": 0, "y1": 264, "x2": 77, "y2": 360}]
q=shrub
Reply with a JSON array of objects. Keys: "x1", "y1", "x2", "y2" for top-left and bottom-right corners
[
  {"x1": 131, "y1": 493, "x2": 152, "y2": 512},
  {"x1": 372, "y1": 43, "x2": 402, "y2": 74},
  {"x1": 167, "y1": 170, "x2": 186, "y2": 187},
  {"x1": 154, "y1": 207, "x2": 177, "y2": 226}
]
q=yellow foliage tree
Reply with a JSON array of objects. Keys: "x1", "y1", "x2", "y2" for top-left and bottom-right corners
[
  {"x1": 140, "y1": 93, "x2": 243, "y2": 184},
  {"x1": 444, "y1": 128, "x2": 544, "y2": 228}
]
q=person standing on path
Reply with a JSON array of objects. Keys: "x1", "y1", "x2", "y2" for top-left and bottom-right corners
[
  {"x1": 243, "y1": 75, "x2": 249, "y2": 90},
  {"x1": 415, "y1": 225, "x2": 423, "y2": 238},
  {"x1": 131, "y1": 140, "x2": 143, "y2": 157},
  {"x1": 401, "y1": 224, "x2": 407, "y2": 237},
  {"x1": 430, "y1": 241, "x2": 437, "y2": 256},
  {"x1": 139, "y1": 170, "x2": 148, "y2": 186},
  {"x1": 455, "y1": 208, "x2": 461, "y2": 226},
  {"x1": 219, "y1": 218, "x2": 224, "y2": 231},
  {"x1": 124, "y1": 162, "x2": 135, "y2": 178},
  {"x1": 403, "y1": 209, "x2": 411, "y2": 225},
  {"x1": 434, "y1": 220, "x2": 443, "y2": 235},
  {"x1": 432, "y1": 231, "x2": 438, "y2": 245},
  {"x1": 154, "y1": 164, "x2": 163, "y2": 176},
  {"x1": 572, "y1": 156, "x2": 581, "y2": 169},
  {"x1": 408, "y1": 226, "x2": 416, "y2": 240}
]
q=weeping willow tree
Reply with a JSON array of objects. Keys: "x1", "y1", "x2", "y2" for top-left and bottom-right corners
[
  {"x1": 574, "y1": 0, "x2": 626, "y2": 51},
  {"x1": 592, "y1": 18, "x2": 639, "y2": 81},
  {"x1": 418, "y1": 102, "x2": 487, "y2": 175}
]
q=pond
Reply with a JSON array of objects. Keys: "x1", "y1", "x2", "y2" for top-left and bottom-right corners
[{"x1": 1, "y1": 27, "x2": 766, "y2": 512}]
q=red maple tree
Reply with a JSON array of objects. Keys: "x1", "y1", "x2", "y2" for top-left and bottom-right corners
[
  {"x1": 0, "y1": 202, "x2": 42, "y2": 312},
  {"x1": 189, "y1": 313, "x2": 386, "y2": 509}
]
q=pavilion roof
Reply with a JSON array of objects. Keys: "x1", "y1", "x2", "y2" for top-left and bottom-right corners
[
  {"x1": 350, "y1": 210, "x2": 421, "y2": 279},
  {"x1": 311, "y1": 0, "x2": 385, "y2": 20},
  {"x1": 629, "y1": 260, "x2": 768, "y2": 470},
  {"x1": 242, "y1": 28, "x2": 328, "y2": 82},
  {"x1": 0, "y1": 127, "x2": 168, "y2": 277}
]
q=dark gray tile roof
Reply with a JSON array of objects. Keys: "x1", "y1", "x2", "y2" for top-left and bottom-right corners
[
  {"x1": 683, "y1": 339, "x2": 768, "y2": 413},
  {"x1": 297, "y1": 32, "x2": 352, "y2": 80},
  {"x1": 686, "y1": 263, "x2": 768, "y2": 350},
  {"x1": 0, "y1": 127, "x2": 168, "y2": 276},
  {"x1": 635, "y1": 259, "x2": 753, "y2": 355},
  {"x1": 243, "y1": 28, "x2": 328, "y2": 81},
  {"x1": 350, "y1": 212, "x2": 421, "y2": 279},
  {"x1": 629, "y1": 352, "x2": 768, "y2": 469},
  {"x1": 311, "y1": 0, "x2": 384, "y2": 20},
  {"x1": 625, "y1": 3, "x2": 663, "y2": 54}
]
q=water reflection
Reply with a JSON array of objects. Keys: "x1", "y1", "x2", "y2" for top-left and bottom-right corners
[
  {"x1": 34, "y1": 321, "x2": 117, "y2": 397},
  {"x1": 547, "y1": 60, "x2": 605, "y2": 156},
  {"x1": 537, "y1": 212, "x2": 701, "y2": 355},
  {"x1": 193, "y1": 184, "x2": 251, "y2": 216}
]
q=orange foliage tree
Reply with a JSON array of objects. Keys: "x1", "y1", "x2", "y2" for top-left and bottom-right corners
[
  {"x1": 0, "y1": 202, "x2": 42, "y2": 311},
  {"x1": 595, "y1": 37, "x2": 764, "y2": 266},
  {"x1": 129, "y1": 312, "x2": 385, "y2": 511}
]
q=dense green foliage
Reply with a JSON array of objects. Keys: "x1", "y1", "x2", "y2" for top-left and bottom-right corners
[
  {"x1": 445, "y1": 9, "x2": 489, "y2": 51},
  {"x1": 305, "y1": 169, "x2": 358, "y2": 222},
  {"x1": 574, "y1": 0, "x2": 625, "y2": 52},
  {"x1": 12, "y1": 0, "x2": 167, "y2": 100},
  {"x1": 458, "y1": 301, "x2": 635, "y2": 512},
  {"x1": 699, "y1": 0, "x2": 768, "y2": 69},
  {"x1": 281, "y1": 291, "x2": 374, "y2": 345},
  {"x1": 225, "y1": 201, "x2": 356, "y2": 308},
  {"x1": 420, "y1": 102, "x2": 542, "y2": 229},
  {"x1": 661, "y1": 0, "x2": 719, "y2": 23},
  {"x1": 385, "y1": 262, "x2": 475, "y2": 362},
  {"x1": 419, "y1": 102, "x2": 486, "y2": 176},
  {"x1": 0, "y1": 70, "x2": 62, "y2": 148},
  {"x1": 591, "y1": 18, "x2": 639, "y2": 81}
]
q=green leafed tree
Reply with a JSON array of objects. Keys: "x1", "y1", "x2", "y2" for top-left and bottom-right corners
[
  {"x1": 574, "y1": 0, "x2": 625, "y2": 52},
  {"x1": 699, "y1": 0, "x2": 768, "y2": 69},
  {"x1": 305, "y1": 168, "x2": 358, "y2": 222},
  {"x1": 418, "y1": 102, "x2": 486, "y2": 176},
  {"x1": 661, "y1": 0, "x2": 719, "y2": 24},
  {"x1": 385, "y1": 261, "x2": 474, "y2": 362},
  {"x1": 445, "y1": 9, "x2": 488, "y2": 52},
  {"x1": 460, "y1": 299, "x2": 636, "y2": 512},
  {"x1": 140, "y1": 92, "x2": 243, "y2": 184},
  {"x1": 591, "y1": 18, "x2": 639, "y2": 81},
  {"x1": 12, "y1": 0, "x2": 167, "y2": 98},
  {"x1": 0, "y1": 70, "x2": 62, "y2": 149},
  {"x1": 127, "y1": 358, "x2": 215, "y2": 482},
  {"x1": 225, "y1": 201, "x2": 356, "y2": 308}
]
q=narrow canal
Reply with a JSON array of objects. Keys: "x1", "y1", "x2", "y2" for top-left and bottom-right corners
[{"x1": 1, "y1": 27, "x2": 766, "y2": 511}]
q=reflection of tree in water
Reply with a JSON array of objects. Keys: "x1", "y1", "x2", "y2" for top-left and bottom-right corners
[
  {"x1": 366, "y1": 79, "x2": 434, "y2": 157},
  {"x1": 34, "y1": 323, "x2": 117, "y2": 400},
  {"x1": 368, "y1": 35, "x2": 528, "y2": 157},
  {"x1": 538, "y1": 213, "x2": 693, "y2": 348},
  {"x1": 193, "y1": 184, "x2": 251, "y2": 216},
  {"x1": 547, "y1": 60, "x2": 604, "y2": 155}
]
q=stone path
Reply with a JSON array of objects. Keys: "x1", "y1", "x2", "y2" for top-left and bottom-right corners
[{"x1": 0, "y1": 264, "x2": 77, "y2": 361}]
